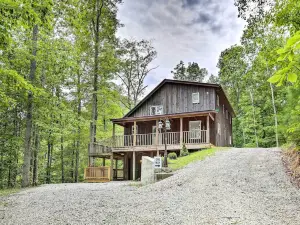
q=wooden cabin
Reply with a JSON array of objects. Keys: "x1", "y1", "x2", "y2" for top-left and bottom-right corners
[{"x1": 84, "y1": 79, "x2": 234, "y2": 182}]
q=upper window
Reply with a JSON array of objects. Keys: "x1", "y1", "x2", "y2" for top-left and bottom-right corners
[
  {"x1": 216, "y1": 95, "x2": 219, "y2": 106},
  {"x1": 192, "y1": 92, "x2": 200, "y2": 104},
  {"x1": 150, "y1": 105, "x2": 163, "y2": 115}
]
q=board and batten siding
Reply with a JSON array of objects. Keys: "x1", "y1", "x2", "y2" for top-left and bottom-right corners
[
  {"x1": 130, "y1": 83, "x2": 216, "y2": 117},
  {"x1": 214, "y1": 89, "x2": 233, "y2": 147}
]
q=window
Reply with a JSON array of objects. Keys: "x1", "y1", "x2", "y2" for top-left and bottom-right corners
[
  {"x1": 229, "y1": 115, "x2": 231, "y2": 124},
  {"x1": 217, "y1": 123, "x2": 221, "y2": 134},
  {"x1": 131, "y1": 125, "x2": 138, "y2": 134},
  {"x1": 229, "y1": 136, "x2": 232, "y2": 145},
  {"x1": 192, "y1": 92, "x2": 200, "y2": 104},
  {"x1": 226, "y1": 110, "x2": 228, "y2": 119},
  {"x1": 216, "y1": 95, "x2": 219, "y2": 106},
  {"x1": 223, "y1": 105, "x2": 225, "y2": 114},
  {"x1": 150, "y1": 105, "x2": 163, "y2": 115}
]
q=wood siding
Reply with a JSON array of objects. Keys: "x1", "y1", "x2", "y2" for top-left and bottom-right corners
[
  {"x1": 129, "y1": 83, "x2": 216, "y2": 117},
  {"x1": 215, "y1": 89, "x2": 233, "y2": 147}
]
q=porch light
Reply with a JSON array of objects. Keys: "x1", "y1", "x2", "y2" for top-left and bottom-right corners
[
  {"x1": 158, "y1": 120, "x2": 163, "y2": 129},
  {"x1": 165, "y1": 119, "x2": 171, "y2": 130}
]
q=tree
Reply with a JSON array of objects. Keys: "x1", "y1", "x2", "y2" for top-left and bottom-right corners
[
  {"x1": 171, "y1": 61, "x2": 207, "y2": 82},
  {"x1": 118, "y1": 39, "x2": 158, "y2": 110}
]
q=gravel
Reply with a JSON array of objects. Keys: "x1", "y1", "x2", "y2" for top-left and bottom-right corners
[{"x1": 1, "y1": 148, "x2": 300, "y2": 225}]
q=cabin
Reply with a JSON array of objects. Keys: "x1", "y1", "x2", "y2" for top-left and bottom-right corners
[{"x1": 84, "y1": 79, "x2": 234, "y2": 182}]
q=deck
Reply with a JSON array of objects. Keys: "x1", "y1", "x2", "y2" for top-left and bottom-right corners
[{"x1": 89, "y1": 130, "x2": 210, "y2": 156}]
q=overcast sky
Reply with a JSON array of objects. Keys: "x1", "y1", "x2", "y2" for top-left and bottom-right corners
[{"x1": 117, "y1": 0, "x2": 246, "y2": 92}]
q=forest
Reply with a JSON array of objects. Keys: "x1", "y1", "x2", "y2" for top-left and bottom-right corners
[{"x1": 0, "y1": 0, "x2": 299, "y2": 189}]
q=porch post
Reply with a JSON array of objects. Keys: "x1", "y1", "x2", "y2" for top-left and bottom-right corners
[
  {"x1": 180, "y1": 117, "x2": 183, "y2": 146},
  {"x1": 112, "y1": 123, "x2": 115, "y2": 146},
  {"x1": 102, "y1": 158, "x2": 105, "y2": 166},
  {"x1": 132, "y1": 151, "x2": 136, "y2": 180},
  {"x1": 133, "y1": 121, "x2": 137, "y2": 146},
  {"x1": 206, "y1": 115, "x2": 210, "y2": 144},
  {"x1": 110, "y1": 153, "x2": 114, "y2": 181}
]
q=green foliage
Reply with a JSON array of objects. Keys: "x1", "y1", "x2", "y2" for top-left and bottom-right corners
[
  {"x1": 171, "y1": 61, "x2": 208, "y2": 82},
  {"x1": 180, "y1": 143, "x2": 189, "y2": 157},
  {"x1": 169, "y1": 148, "x2": 227, "y2": 170},
  {"x1": 168, "y1": 152, "x2": 177, "y2": 160}
]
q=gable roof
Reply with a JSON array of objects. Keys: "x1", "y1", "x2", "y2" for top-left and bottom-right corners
[{"x1": 124, "y1": 79, "x2": 235, "y2": 118}]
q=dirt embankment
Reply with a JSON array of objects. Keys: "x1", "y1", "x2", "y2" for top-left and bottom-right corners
[{"x1": 282, "y1": 145, "x2": 300, "y2": 188}]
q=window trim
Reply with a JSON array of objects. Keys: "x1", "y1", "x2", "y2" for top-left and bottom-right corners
[
  {"x1": 150, "y1": 105, "x2": 163, "y2": 115},
  {"x1": 192, "y1": 92, "x2": 200, "y2": 104}
]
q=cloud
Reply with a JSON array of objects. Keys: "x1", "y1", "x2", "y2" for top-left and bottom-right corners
[{"x1": 117, "y1": 0, "x2": 246, "y2": 94}]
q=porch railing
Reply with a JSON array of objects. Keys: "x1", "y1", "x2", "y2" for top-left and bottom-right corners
[
  {"x1": 183, "y1": 130, "x2": 207, "y2": 144},
  {"x1": 100, "y1": 130, "x2": 208, "y2": 148},
  {"x1": 84, "y1": 166, "x2": 111, "y2": 181}
]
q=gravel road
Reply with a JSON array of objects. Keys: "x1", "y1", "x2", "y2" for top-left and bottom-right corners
[{"x1": 1, "y1": 148, "x2": 300, "y2": 225}]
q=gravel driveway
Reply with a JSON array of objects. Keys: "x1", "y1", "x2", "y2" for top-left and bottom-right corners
[{"x1": 1, "y1": 148, "x2": 300, "y2": 225}]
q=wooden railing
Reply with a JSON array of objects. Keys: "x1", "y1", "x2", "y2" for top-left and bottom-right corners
[
  {"x1": 84, "y1": 167, "x2": 110, "y2": 182},
  {"x1": 96, "y1": 130, "x2": 208, "y2": 148},
  {"x1": 89, "y1": 143, "x2": 112, "y2": 155},
  {"x1": 183, "y1": 130, "x2": 207, "y2": 144}
]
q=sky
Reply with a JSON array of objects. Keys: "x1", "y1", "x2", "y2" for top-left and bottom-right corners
[{"x1": 117, "y1": 0, "x2": 246, "y2": 93}]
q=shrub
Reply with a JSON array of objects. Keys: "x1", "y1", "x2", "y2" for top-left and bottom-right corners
[
  {"x1": 168, "y1": 152, "x2": 177, "y2": 160},
  {"x1": 180, "y1": 143, "x2": 189, "y2": 157}
]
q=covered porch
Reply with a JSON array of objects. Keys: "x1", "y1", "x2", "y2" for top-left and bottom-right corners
[{"x1": 109, "y1": 111, "x2": 215, "y2": 152}]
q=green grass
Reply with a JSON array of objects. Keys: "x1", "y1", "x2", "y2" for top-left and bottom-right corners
[
  {"x1": 0, "y1": 188, "x2": 20, "y2": 197},
  {"x1": 168, "y1": 147, "x2": 228, "y2": 170}
]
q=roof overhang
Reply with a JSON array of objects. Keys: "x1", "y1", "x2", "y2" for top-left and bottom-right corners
[{"x1": 111, "y1": 110, "x2": 216, "y2": 126}]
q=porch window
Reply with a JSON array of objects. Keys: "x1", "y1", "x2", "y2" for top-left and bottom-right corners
[
  {"x1": 192, "y1": 92, "x2": 200, "y2": 104},
  {"x1": 150, "y1": 105, "x2": 163, "y2": 115},
  {"x1": 216, "y1": 95, "x2": 219, "y2": 106}
]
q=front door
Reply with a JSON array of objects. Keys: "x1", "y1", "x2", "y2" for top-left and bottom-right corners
[
  {"x1": 152, "y1": 126, "x2": 162, "y2": 145},
  {"x1": 189, "y1": 121, "x2": 202, "y2": 139}
]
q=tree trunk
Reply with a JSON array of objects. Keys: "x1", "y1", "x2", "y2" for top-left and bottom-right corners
[
  {"x1": 269, "y1": 83, "x2": 279, "y2": 147},
  {"x1": 32, "y1": 127, "x2": 39, "y2": 186},
  {"x1": 75, "y1": 72, "x2": 81, "y2": 183},
  {"x1": 89, "y1": 0, "x2": 104, "y2": 166},
  {"x1": 22, "y1": 24, "x2": 38, "y2": 188},
  {"x1": 46, "y1": 141, "x2": 52, "y2": 184},
  {"x1": 249, "y1": 89, "x2": 259, "y2": 147},
  {"x1": 60, "y1": 134, "x2": 64, "y2": 183}
]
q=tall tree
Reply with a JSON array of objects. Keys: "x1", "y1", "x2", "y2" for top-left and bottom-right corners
[
  {"x1": 118, "y1": 39, "x2": 157, "y2": 110},
  {"x1": 171, "y1": 61, "x2": 208, "y2": 82}
]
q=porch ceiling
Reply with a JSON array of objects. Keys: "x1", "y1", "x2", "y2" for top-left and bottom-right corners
[{"x1": 111, "y1": 111, "x2": 216, "y2": 126}]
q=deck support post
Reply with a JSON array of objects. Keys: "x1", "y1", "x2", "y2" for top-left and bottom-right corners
[
  {"x1": 132, "y1": 151, "x2": 136, "y2": 180},
  {"x1": 180, "y1": 117, "x2": 183, "y2": 147},
  {"x1": 110, "y1": 153, "x2": 113, "y2": 181},
  {"x1": 115, "y1": 159, "x2": 118, "y2": 179},
  {"x1": 206, "y1": 115, "x2": 210, "y2": 144},
  {"x1": 156, "y1": 119, "x2": 159, "y2": 156}
]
